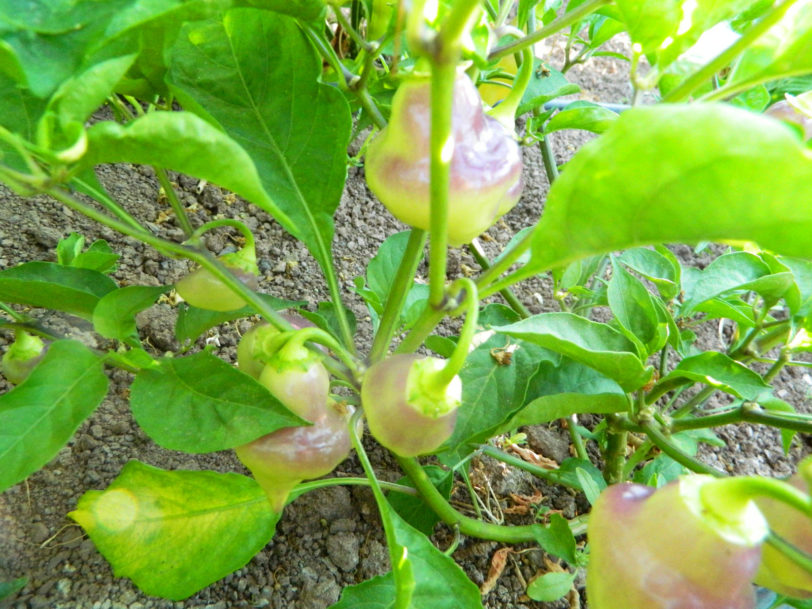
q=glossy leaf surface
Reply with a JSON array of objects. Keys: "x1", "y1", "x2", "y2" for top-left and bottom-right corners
[
  {"x1": 0, "y1": 340, "x2": 108, "y2": 492},
  {"x1": 130, "y1": 350, "x2": 306, "y2": 453},
  {"x1": 526, "y1": 105, "x2": 812, "y2": 275}
]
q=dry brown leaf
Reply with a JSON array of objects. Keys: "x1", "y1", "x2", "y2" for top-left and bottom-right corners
[
  {"x1": 479, "y1": 547, "x2": 512, "y2": 595},
  {"x1": 508, "y1": 444, "x2": 559, "y2": 469}
]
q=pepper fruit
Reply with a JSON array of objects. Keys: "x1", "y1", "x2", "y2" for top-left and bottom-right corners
[
  {"x1": 235, "y1": 401, "x2": 353, "y2": 512},
  {"x1": 765, "y1": 92, "x2": 812, "y2": 141},
  {"x1": 754, "y1": 471, "x2": 812, "y2": 598},
  {"x1": 175, "y1": 244, "x2": 259, "y2": 312},
  {"x1": 361, "y1": 354, "x2": 461, "y2": 457},
  {"x1": 2, "y1": 331, "x2": 47, "y2": 385},
  {"x1": 586, "y1": 476, "x2": 768, "y2": 609},
  {"x1": 364, "y1": 71, "x2": 523, "y2": 246}
]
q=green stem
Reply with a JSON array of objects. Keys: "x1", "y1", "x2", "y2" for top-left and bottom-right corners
[
  {"x1": 702, "y1": 475, "x2": 812, "y2": 518},
  {"x1": 603, "y1": 420, "x2": 628, "y2": 484},
  {"x1": 70, "y1": 176, "x2": 148, "y2": 234},
  {"x1": 427, "y1": 58, "x2": 456, "y2": 307},
  {"x1": 475, "y1": 228, "x2": 534, "y2": 294},
  {"x1": 188, "y1": 218, "x2": 256, "y2": 250},
  {"x1": 41, "y1": 186, "x2": 294, "y2": 333},
  {"x1": 434, "y1": 278, "x2": 478, "y2": 386},
  {"x1": 355, "y1": 87, "x2": 388, "y2": 130},
  {"x1": 0, "y1": 303, "x2": 29, "y2": 323},
  {"x1": 640, "y1": 419, "x2": 726, "y2": 477},
  {"x1": 154, "y1": 167, "x2": 195, "y2": 238},
  {"x1": 370, "y1": 229, "x2": 428, "y2": 363},
  {"x1": 478, "y1": 444, "x2": 583, "y2": 491},
  {"x1": 763, "y1": 349, "x2": 790, "y2": 383},
  {"x1": 467, "y1": 240, "x2": 530, "y2": 318},
  {"x1": 539, "y1": 133, "x2": 559, "y2": 184},
  {"x1": 396, "y1": 455, "x2": 563, "y2": 543},
  {"x1": 487, "y1": 45, "x2": 533, "y2": 129},
  {"x1": 489, "y1": 0, "x2": 611, "y2": 61},
  {"x1": 672, "y1": 402, "x2": 812, "y2": 435},
  {"x1": 281, "y1": 326, "x2": 361, "y2": 380},
  {"x1": 662, "y1": 0, "x2": 799, "y2": 103},
  {"x1": 670, "y1": 385, "x2": 716, "y2": 417},
  {"x1": 302, "y1": 24, "x2": 357, "y2": 89},
  {"x1": 766, "y1": 532, "x2": 812, "y2": 578},
  {"x1": 568, "y1": 415, "x2": 589, "y2": 461},
  {"x1": 393, "y1": 304, "x2": 446, "y2": 354},
  {"x1": 288, "y1": 476, "x2": 419, "y2": 502},
  {"x1": 331, "y1": 3, "x2": 377, "y2": 53}
]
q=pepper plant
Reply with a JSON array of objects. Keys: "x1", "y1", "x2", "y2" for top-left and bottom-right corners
[{"x1": 1, "y1": 0, "x2": 812, "y2": 607}]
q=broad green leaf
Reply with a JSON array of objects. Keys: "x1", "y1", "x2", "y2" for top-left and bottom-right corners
[
  {"x1": 728, "y1": 2, "x2": 812, "y2": 93},
  {"x1": 85, "y1": 112, "x2": 295, "y2": 232},
  {"x1": 70, "y1": 461, "x2": 278, "y2": 601},
  {"x1": 681, "y1": 252, "x2": 795, "y2": 314},
  {"x1": 174, "y1": 294, "x2": 304, "y2": 347},
  {"x1": 501, "y1": 358, "x2": 628, "y2": 430},
  {"x1": 130, "y1": 350, "x2": 307, "y2": 453},
  {"x1": 576, "y1": 467, "x2": 603, "y2": 505},
  {"x1": 328, "y1": 574, "x2": 395, "y2": 609},
  {"x1": 555, "y1": 458, "x2": 607, "y2": 493},
  {"x1": 48, "y1": 53, "x2": 136, "y2": 130},
  {"x1": 168, "y1": 10, "x2": 352, "y2": 288},
  {"x1": 376, "y1": 495, "x2": 483, "y2": 608},
  {"x1": 93, "y1": 285, "x2": 168, "y2": 341},
  {"x1": 615, "y1": 0, "x2": 759, "y2": 69},
  {"x1": 0, "y1": 72, "x2": 47, "y2": 170},
  {"x1": 494, "y1": 313, "x2": 652, "y2": 391},
  {"x1": 526, "y1": 105, "x2": 812, "y2": 275},
  {"x1": 527, "y1": 571, "x2": 576, "y2": 602},
  {"x1": 545, "y1": 101, "x2": 617, "y2": 134},
  {"x1": 0, "y1": 340, "x2": 108, "y2": 492},
  {"x1": 0, "y1": 261, "x2": 117, "y2": 319},
  {"x1": 299, "y1": 301, "x2": 357, "y2": 344},
  {"x1": 388, "y1": 466, "x2": 453, "y2": 536},
  {"x1": 0, "y1": 0, "x2": 132, "y2": 97},
  {"x1": 534, "y1": 513, "x2": 577, "y2": 564},
  {"x1": 0, "y1": 577, "x2": 26, "y2": 601},
  {"x1": 618, "y1": 247, "x2": 679, "y2": 300},
  {"x1": 517, "y1": 59, "x2": 580, "y2": 115},
  {"x1": 659, "y1": 352, "x2": 770, "y2": 399},
  {"x1": 782, "y1": 256, "x2": 812, "y2": 315},
  {"x1": 355, "y1": 231, "x2": 426, "y2": 331},
  {"x1": 237, "y1": 0, "x2": 326, "y2": 21},
  {"x1": 607, "y1": 257, "x2": 664, "y2": 354},
  {"x1": 56, "y1": 233, "x2": 119, "y2": 273},
  {"x1": 445, "y1": 333, "x2": 557, "y2": 451}
]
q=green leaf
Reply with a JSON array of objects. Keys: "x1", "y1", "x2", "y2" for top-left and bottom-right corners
[
  {"x1": 618, "y1": 247, "x2": 679, "y2": 300},
  {"x1": 0, "y1": 340, "x2": 108, "y2": 492},
  {"x1": 0, "y1": 0, "x2": 132, "y2": 97},
  {"x1": 84, "y1": 111, "x2": 295, "y2": 232},
  {"x1": 70, "y1": 461, "x2": 278, "y2": 601},
  {"x1": 174, "y1": 295, "x2": 304, "y2": 347},
  {"x1": 607, "y1": 257, "x2": 665, "y2": 355},
  {"x1": 56, "y1": 233, "x2": 118, "y2": 272},
  {"x1": 659, "y1": 352, "x2": 770, "y2": 400},
  {"x1": 534, "y1": 513, "x2": 577, "y2": 564},
  {"x1": 48, "y1": 53, "x2": 136, "y2": 130},
  {"x1": 93, "y1": 285, "x2": 168, "y2": 341},
  {"x1": 0, "y1": 261, "x2": 117, "y2": 320},
  {"x1": 555, "y1": 458, "x2": 607, "y2": 494},
  {"x1": 129, "y1": 350, "x2": 307, "y2": 453},
  {"x1": 445, "y1": 333, "x2": 557, "y2": 451},
  {"x1": 680, "y1": 251, "x2": 794, "y2": 315},
  {"x1": 545, "y1": 101, "x2": 617, "y2": 134},
  {"x1": 526, "y1": 570, "x2": 576, "y2": 602},
  {"x1": 575, "y1": 467, "x2": 602, "y2": 505},
  {"x1": 299, "y1": 302, "x2": 357, "y2": 344},
  {"x1": 517, "y1": 59, "x2": 580, "y2": 115},
  {"x1": 356, "y1": 231, "x2": 426, "y2": 331},
  {"x1": 237, "y1": 0, "x2": 326, "y2": 21},
  {"x1": 328, "y1": 574, "x2": 395, "y2": 609},
  {"x1": 728, "y1": 2, "x2": 812, "y2": 93},
  {"x1": 526, "y1": 105, "x2": 812, "y2": 275},
  {"x1": 0, "y1": 577, "x2": 26, "y2": 600},
  {"x1": 376, "y1": 497, "x2": 484, "y2": 608},
  {"x1": 615, "y1": 0, "x2": 760, "y2": 70},
  {"x1": 494, "y1": 313, "x2": 652, "y2": 392},
  {"x1": 0, "y1": 73, "x2": 47, "y2": 169},
  {"x1": 168, "y1": 9, "x2": 352, "y2": 289},
  {"x1": 501, "y1": 358, "x2": 628, "y2": 430},
  {"x1": 388, "y1": 466, "x2": 453, "y2": 536}
]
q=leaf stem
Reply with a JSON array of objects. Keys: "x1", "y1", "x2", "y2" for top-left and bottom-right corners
[
  {"x1": 433, "y1": 278, "x2": 478, "y2": 386},
  {"x1": 662, "y1": 0, "x2": 799, "y2": 103},
  {"x1": 639, "y1": 419, "x2": 726, "y2": 477},
  {"x1": 488, "y1": 0, "x2": 612, "y2": 61},
  {"x1": 153, "y1": 167, "x2": 195, "y2": 238},
  {"x1": 370, "y1": 229, "x2": 428, "y2": 363},
  {"x1": 671, "y1": 402, "x2": 812, "y2": 434},
  {"x1": 396, "y1": 455, "x2": 569, "y2": 543},
  {"x1": 467, "y1": 240, "x2": 530, "y2": 318}
]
